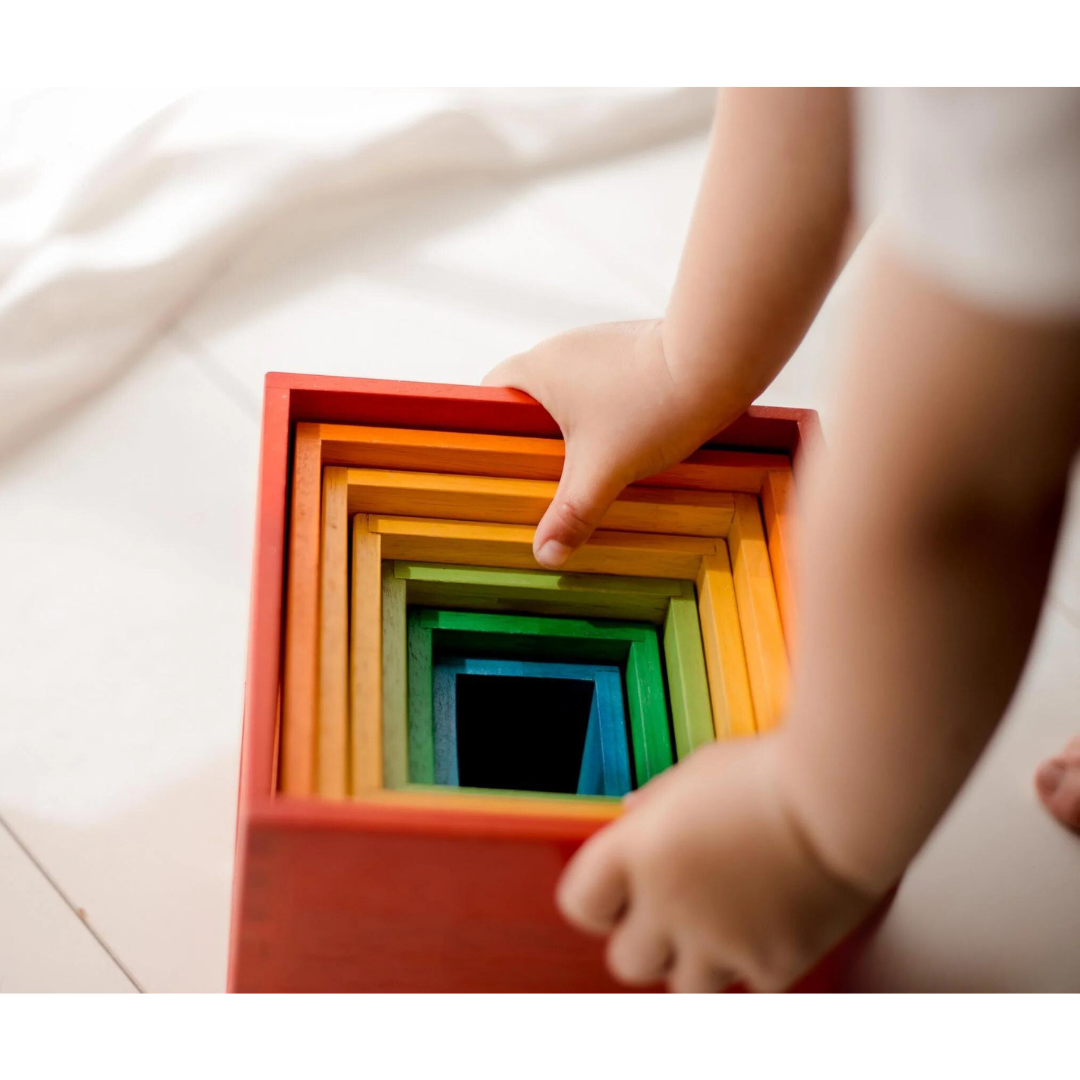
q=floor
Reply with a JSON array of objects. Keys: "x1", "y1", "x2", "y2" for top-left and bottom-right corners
[{"x1": 1, "y1": 129, "x2": 1078, "y2": 992}]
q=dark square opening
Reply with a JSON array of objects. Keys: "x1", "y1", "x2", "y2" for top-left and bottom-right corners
[{"x1": 455, "y1": 674, "x2": 594, "y2": 794}]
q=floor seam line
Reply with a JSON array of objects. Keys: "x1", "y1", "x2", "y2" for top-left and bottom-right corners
[
  {"x1": 0, "y1": 811, "x2": 145, "y2": 993},
  {"x1": 168, "y1": 324, "x2": 262, "y2": 422}
]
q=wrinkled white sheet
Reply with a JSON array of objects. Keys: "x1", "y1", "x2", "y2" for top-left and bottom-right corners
[{"x1": 0, "y1": 88, "x2": 715, "y2": 459}]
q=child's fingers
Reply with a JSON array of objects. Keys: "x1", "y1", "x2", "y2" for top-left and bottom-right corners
[
  {"x1": 555, "y1": 826, "x2": 631, "y2": 935},
  {"x1": 604, "y1": 909, "x2": 673, "y2": 986},
  {"x1": 533, "y1": 452, "x2": 624, "y2": 568},
  {"x1": 485, "y1": 348, "x2": 629, "y2": 567},
  {"x1": 667, "y1": 949, "x2": 737, "y2": 994},
  {"x1": 481, "y1": 353, "x2": 531, "y2": 391},
  {"x1": 621, "y1": 759, "x2": 683, "y2": 811}
]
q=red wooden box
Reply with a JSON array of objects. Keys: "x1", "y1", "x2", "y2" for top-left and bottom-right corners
[{"x1": 227, "y1": 372, "x2": 866, "y2": 992}]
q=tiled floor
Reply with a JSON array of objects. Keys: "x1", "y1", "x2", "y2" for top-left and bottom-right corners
[{"x1": 1, "y1": 127, "x2": 1078, "y2": 992}]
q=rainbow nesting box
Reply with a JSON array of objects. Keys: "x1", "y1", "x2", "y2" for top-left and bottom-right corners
[{"x1": 227, "y1": 373, "x2": 859, "y2": 991}]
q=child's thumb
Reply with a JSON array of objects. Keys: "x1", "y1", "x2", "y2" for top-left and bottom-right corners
[
  {"x1": 533, "y1": 451, "x2": 624, "y2": 569},
  {"x1": 483, "y1": 351, "x2": 624, "y2": 569}
]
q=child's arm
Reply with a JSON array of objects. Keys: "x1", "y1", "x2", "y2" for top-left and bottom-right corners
[
  {"x1": 555, "y1": 244, "x2": 1080, "y2": 993},
  {"x1": 485, "y1": 88, "x2": 852, "y2": 567},
  {"x1": 521, "y1": 88, "x2": 1080, "y2": 991},
  {"x1": 778, "y1": 250, "x2": 1080, "y2": 897}
]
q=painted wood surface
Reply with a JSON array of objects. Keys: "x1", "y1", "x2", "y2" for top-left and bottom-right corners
[
  {"x1": 696, "y1": 546, "x2": 757, "y2": 737},
  {"x1": 761, "y1": 468, "x2": 797, "y2": 646},
  {"x1": 276, "y1": 417, "x2": 792, "y2": 801},
  {"x1": 410, "y1": 609, "x2": 672, "y2": 788},
  {"x1": 278, "y1": 415, "x2": 787, "y2": 796},
  {"x1": 233, "y1": 799, "x2": 877, "y2": 991},
  {"x1": 429, "y1": 658, "x2": 631, "y2": 797},
  {"x1": 268, "y1": 375, "x2": 815, "y2": 450},
  {"x1": 406, "y1": 610, "x2": 435, "y2": 784},
  {"x1": 380, "y1": 565, "x2": 408, "y2": 789},
  {"x1": 432, "y1": 663, "x2": 460, "y2": 787},
  {"x1": 620, "y1": 628, "x2": 672, "y2": 785},
  {"x1": 662, "y1": 591, "x2": 715, "y2": 759},
  {"x1": 317, "y1": 467, "x2": 350, "y2": 797},
  {"x1": 347, "y1": 468, "x2": 734, "y2": 537},
  {"x1": 576, "y1": 695, "x2": 603, "y2": 796},
  {"x1": 372, "y1": 515, "x2": 716, "y2": 579},
  {"x1": 582, "y1": 667, "x2": 627, "y2": 796},
  {"x1": 234, "y1": 375, "x2": 845, "y2": 992},
  {"x1": 388, "y1": 785, "x2": 620, "y2": 818},
  {"x1": 728, "y1": 495, "x2": 789, "y2": 731},
  {"x1": 386, "y1": 561, "x2": 683, "y2": 787},
  {"x1": 386, "y1": 563, "x2": 704, "y2": 792},
  {"x1": 312, "y1": 421, "x2": 790, "y2": 493},
  {"x1": 394, "y1": 561, "x2": 690, "y2": 624},
  {"x1": 280, "y1": 424, "x2": 322, "y2": 795},
  {"x1": 417, "y1": 608, "x2": 648, "y2": 659},
  {"x1": 350, "y1": 515, "x2": 383, "y2": 792}
]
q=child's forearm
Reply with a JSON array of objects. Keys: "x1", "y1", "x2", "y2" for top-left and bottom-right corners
[
  {"x1": 777, "y1": 250, "x2": 1080, "y2": 896},
  {"x1": 663, "y1": 88, "x2": 852, "y2": 420}
]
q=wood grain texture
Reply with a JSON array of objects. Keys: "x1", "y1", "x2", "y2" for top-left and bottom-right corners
[
  {"x1": 317, "y1": 468, "x2": 350, "y2": 797},
  {"x1": 622, "y1": 627, "x2": 673, "y2": 785},
  {"x1": 386, "y1": 786, "x2": 620, "y2": 819},
  {"x1": 728, "y1": 495, "x2": 789, "y2": 732},
  {"x1": 662, "y1": 592, "x2": 715, "y2": 759},
  {"x1": 432, "y1": 664, "x2": 459, "y2": 787},
  {"x1": 239, "y1": 380, "x2": 291, "y2": 810},
  {"x1": 280, "y1": 425, "x2": 322, "y2": 795},
  {"x1": 395, "y1": 561, "x2": 688, "y2": 624},
  {"x1": 313, "y1": 421, "x2": 790, "y2": 493},
  {"x1": 269, "y1": 375, "x2": 816, "y2": 452},
  {"x1": 406, "y1": 611, "x2": 435, "y2": 785},
  {"x1": 380, "y1": 564, "x2": 408, "y2": 790},
  {"x1": 590, "y1": 667, "x2": 631, "y2": 796},
  {"x1": 350, "y1": 515, "x2": 383, "y2": 793},
  {"x1": 696, "y1": 547, "x2": 756, "y2": 738},
  {"x1": 347, "y1": 468, "x2": 734, "y2": 537},
  {"x1": 761, "y1": 468, "x2": 797, "y2": 646},
  {"x1": 373, "y1": 516, "x2": 715, "y2": 579},
  {"x1": 577, "y1": 703, "x2": 604, "y2": 796},
  {"x1": 416, "y1": 607, "x2": 649, "y2": 654},
  {"x1": 231, "y1": 801, "x2": 874, "y2": 991}
]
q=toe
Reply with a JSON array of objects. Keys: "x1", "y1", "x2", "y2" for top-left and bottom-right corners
[
  {"x1": 1059, "y1": 734, "x2": 1080, "y2": 765},
  {"x1": 1035, "y1": 756, "x2": 1080, "y2": 832}
]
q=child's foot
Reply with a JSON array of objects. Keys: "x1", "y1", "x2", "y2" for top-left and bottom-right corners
[{"x1": 1035, "y1": 736, "x2": 1080, "y2": 832}]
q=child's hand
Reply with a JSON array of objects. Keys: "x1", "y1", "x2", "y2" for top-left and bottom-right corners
[
  {"x1": 556, "y1": 737, "x2": 876, "y2": 992},
  {"x1": 483, "y1": 320, "x2": 744, "y2": 568}
]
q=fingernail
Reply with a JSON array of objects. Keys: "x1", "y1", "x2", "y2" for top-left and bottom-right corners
[
  {"x1": 1036, "y1": 760, "x2": 1065, "y2": 795},
  {"x1": 535, "y1": 539, "x2": 571, "y2": 568}
]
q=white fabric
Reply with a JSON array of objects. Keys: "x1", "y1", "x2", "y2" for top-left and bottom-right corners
[
  {"x1": 0, "y1": 88, "x2": 715, "y2": 459},
  {"x1": 857, "y1": 88, "x2": 1080, "y2": 317}
]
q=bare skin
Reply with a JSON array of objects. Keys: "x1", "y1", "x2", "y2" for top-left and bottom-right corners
[
  {"x1": 487, "y1": 89, "x2": 1080, "y2": 990},
  {"x1": 485, "y1": 88, "x2": 852, "y2": 568},
  {"x1": 1037, "y1": 736, "x2": 1080, "y2": 831}
]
